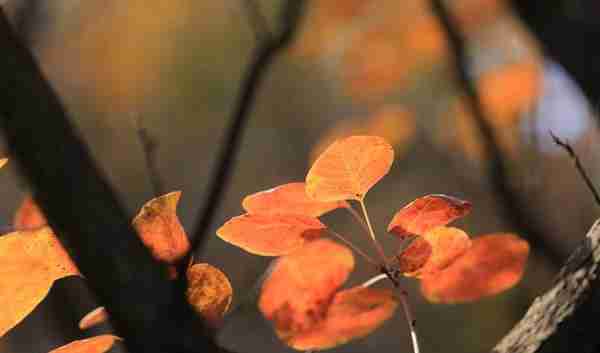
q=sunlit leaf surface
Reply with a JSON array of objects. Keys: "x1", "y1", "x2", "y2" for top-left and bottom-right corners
[
  {"x1": 79, "y1": 306, "x2": 109, "y2": 330},
  {"x1": 186, "y1": 263, "x2": 233, "y2": 327},
  {"x1": 306, "y1": 136, "x2": 394, "y2": 202},
  {"x1": 14, "y1": 196, "x2": 48, "y2": 230},
  {"x1": 48, "y1": 335, "x2": 120, "y2": 353}
]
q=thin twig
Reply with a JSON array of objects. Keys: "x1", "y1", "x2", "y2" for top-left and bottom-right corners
[
  {"x1": 430, "y1": 0, "x2": 564, "y2": 267},
  {"x1": 397, "y1": 289, "x2": 421, "y2": 353},
  {"x1": 242, "y1": 0, "x2": 272, "y2": 42},
  {"x1": 189, "y1": 1, "x2": 306, "y2": 257},
  {"x1": 550, "y1": 131, "x2": 600, "y2": 207},
  {"x1": 134, "y1": 114, "x2": 165, "y2": 196},
  {"x1": 358, "y1": 199, "x2": 388, "y2": 263},
  {"x1": 346, "y1": 204, "x2": 375, "y2": 239},
  {"x1": 361, "y1": 273, "x2": 388, "y2": 287},
  {"x1": 327, "y1": 229, "x2": 377, "y2": 266}
]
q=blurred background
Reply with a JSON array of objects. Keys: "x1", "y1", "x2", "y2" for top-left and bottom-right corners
[{"x1": 0, "y1": 0, "x2": 598, "y2": 352}]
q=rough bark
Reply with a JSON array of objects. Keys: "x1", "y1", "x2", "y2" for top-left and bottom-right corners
[{"x1": 493, "y1": 219, "x2": 600, "y2": 353}]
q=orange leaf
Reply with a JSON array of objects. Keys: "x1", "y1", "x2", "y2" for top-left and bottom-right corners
[
  {"x1": 14, "y1": 196, "x2": 48, "y2": 230},
  {"x1": 186, "y1": 263, "x2": 233, "y2": 327},
  {"x1": 48, "y1": 335, "x2": 120, "y2": 353},
  {"x1": 132, "y1": 191, "x2": 190, "y2": 264},
  {"x1": 259, "y1": 239, "x2": 354, "y2": 335},
  {"x1": 387, "y1": 194, "x2": 472, "y2": 239},
  {"x1": 242, "y1": 182, "x2": 349, "y2": 217},
  {"x1": 216, "y1": 213, "x2": 325, "y2": 256},
  {"x1": 420, "y1": 233, "x2": 529, "y2": 303},
  {"x1": 0, "y1": 227, "x2": 80, "y2": 337},
  {"x1": 306, "y1": 136, "x2": 394, "y2": 202},
  {"x1": 282, "y1": 287, "x2": 398, "y2": 350},
  {"x1": 396, "y1": 237, "x2": 432, "y2": 274},
  {"x1": 79, "y1": 307, "x2": 109, "y2": 330},
  {"x1": 0, "y1": 158, "x2": 7, "y2": 169}
]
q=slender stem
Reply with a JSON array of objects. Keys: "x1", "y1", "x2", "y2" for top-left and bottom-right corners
[
  {"x1": 346, "y1": 205, "x2": 373, "y2": 237},
  {"x1": 358, "y1": 199, "x2": 388, "y2": 263},
  {"x1": 327, "y1": 230, "x2": 377, "y2": 266},
  {"x1": 361, "y1": 273, "x2": 388, "y2": 287},
  {"x1": 398, "y1": 290, "x2": 421, "y2": 353}
]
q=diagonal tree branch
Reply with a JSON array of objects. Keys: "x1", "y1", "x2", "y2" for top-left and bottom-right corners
[
  {"x1": 0, "y1": 9, "x2": 229, "y2": 353},
  {"x1": 493, "y1": 219, "x2": 600, "y2": 353},
  {"x1": 430, "y1": 0, "x2": 564, "y2": 267},
  {"x1": 189, "y1": 1, "x2": 306, "y2": 255}
]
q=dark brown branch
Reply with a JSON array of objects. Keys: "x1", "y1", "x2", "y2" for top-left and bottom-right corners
[
  {"x1": 493, "y1": 220, "x2": 600, "y2": 353},
  {"x1": 550, "y1": 131, "x2": 600, "y2": 207},
  {"x1": 0, "y1": 9, "x2": 229, "y2": 353},
  {"x1": 134, "y1": 114, "x2": 165, "y2": 196},
  {"x1": 189, "y1": 1, "x2": 306, "y2": 255},
  {"x1": 430, "y1": 0, "x2": 564, "y2": 267}
]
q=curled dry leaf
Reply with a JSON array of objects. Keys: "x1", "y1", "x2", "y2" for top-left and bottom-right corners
[
  {"x1": 420, "y1": 233, "x2": 529, "y2": 303},
  {"x1": 186, "y1": 263, "x2": 233, "y2": 327},
  {"x1": 216, "y1": 214, "x2": 325, "y2": 256},
  {"x1": 79, "y1": 306, "x2": 109, "y2": 330},
  {"x1": 398, "y1": 226, "x2": 471, "y2": 277},
  {"x1": 306, "y1": 136, "x2": 394, "y2": 202},
  {"x1": 388, "y1": 194, "x2": 472, "y2": 239},
  {"x1": 14, "y1": 196, "x2": 47, "y2": 230},
  {"x1": 48, "y1": 334, "x2": 121, "y2": 353},
  {"x1": 132, "y1": 191, "x2": 190, "y2": 264},
  {"x1": 284, "y1": 287, "x2": 398, "y2": 351},
  {"x1": 259, "y1": 239, "x2": 354, "y2": 336},
  {"x1": 242, "y1": 182, "x2": 349, "y2": 217},
  {"x1": 0, "y1": 227, "x2": 80, "y2": 337}
]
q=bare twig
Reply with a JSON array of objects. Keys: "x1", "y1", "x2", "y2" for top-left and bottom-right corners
[
  {"x1": 493, "y1": 220, "x2": 600, "y2": 353},
  {"x1": 550, "y1": 131, "x2": 600, "y2": 207},
  {"x1": 189, "y1": 1, "x2": 306, "y2": 256},
  {"x1": 242, "y1": 0, "x2": 272, "y2": 42},
  {"x1": 430, "y1": 0, "x2": 564, "y2": 267},
  {"x1": 134, "y1": 114, "x2": 165, "y2": 196}
]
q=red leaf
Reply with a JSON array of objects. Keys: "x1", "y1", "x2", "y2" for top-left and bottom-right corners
[{"x1": 388, "y1": 194, "x2": 471, "y2": 239}]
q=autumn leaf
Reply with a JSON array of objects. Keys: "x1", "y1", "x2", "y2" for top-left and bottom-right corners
[
  {"x1": 132, "y1": 191, "x2": 190, "y2": 264},
  {"x1": 398, "y1": 226, "x2": 471, "y2": 277},
  {"x1": 79, "y1": 307, "x2": 109, "y2": 330},
  {"x1": 309, "y1": 106, "x2": 416, "y2": 165},
  {"x1": 306, "y1": 136, "x2": 394, "y2": 202},
  {"x1": 0, "y1": 158, "x2": 7, "y2": 169},
  {"x1": 420, "y1": 233, "x2": 529, "y2": 303},
  {"x1": 216, "y1": 213, "x2": 325, "y2": 256},
  {"x1": 48, "y1": 335, "x2": 121, "y2": 353},
  {"x1": 388, "y1": 194, "x2": 472, "y2": 239},
  {"x1": 242, "y1": 182, "x2": 349, "y2": 217},
  {"x1": 282, "y1": 287, "x2": 397, "y2": 351},
  {"x1": 0, "y1": 227, "x2": 80, "y2": 337},
  {"x1": 186, "y1": 263, "x2": 233, "y2": 327},
  {"x1": 259, "y1": 239, "x2": 354, "y2": 335},
  {"x1": 14, "y1": 195, "x2": 48, "y2": 230}
]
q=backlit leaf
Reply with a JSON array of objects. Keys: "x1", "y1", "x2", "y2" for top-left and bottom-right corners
[
  {"x1": 132, "y1": 191, "x2": 190, "y2": 264},
  {"x1": 420, "y1": 233, "x2": 529, "y2": 303},
  {"x1": 0, "y1": 227, "x2": 80, "y2": 337},
  {"x1": 387, "y1": 194, "x2": 472, "y2": 239},
  {"x1": 216, "y1": 214, "x2": 325, "y2": 256},
  {"x1": 309, "y1": 106, "x2": 416, "y2": 165},
  {"x1": 396, "y1": 237, "x2": 432, "y2": 274},
  {"x1": 306, "y1": 136, "x2": 394, "y2": 202},
  {"x1": 186, "y1": 263, "x2": 233, "y2": 327},
  {"x1": 14, "y1": 196, "x2": 47, "y2": 230},
  {"x1": 79, "y1": 307, "x2": 109, "y2": 330},
  {"x1": 48, "y1": 335, "x2": 120, "y2": 353},
  {"x1": 242, "y1": 182, "x2": 348, "y2": 217},
  {"x1": 282, "y1": 287, "x2": 398, "y2": 350},
  {"x1": 259, "y1": 239, "x2": 354, "y2": 336},
  {"x1": 0, "y1": 158, "x2": 7, "y2": 169}
]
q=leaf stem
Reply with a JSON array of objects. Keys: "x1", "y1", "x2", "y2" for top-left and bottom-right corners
[
  {"x1": 327, "y1": 230, "x2": 377, "y2": 266},
  {"x1": 398, "y1": 289, "x2": 420, "y2": 353},
  {"x1": 358, "y1": 200, "x2": 388, "y2": 263},
  {"x1": 361, "y1": 273, "x2": 388, "y2": 287},
  {"x1": 346, "y1": 205, "x2": 373, "y2": 238}
]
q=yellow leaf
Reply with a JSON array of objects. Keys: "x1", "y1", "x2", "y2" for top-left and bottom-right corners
[{"x1": 48, "y1": 335, "x2": 121, "y2": 353}]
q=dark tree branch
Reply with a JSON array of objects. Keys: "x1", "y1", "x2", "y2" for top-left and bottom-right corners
[
  {"x1": 134, "y1": 114, "x2": 165, "y2": 196},
  {"x1": 511, "y1": 0, "x2": 600, "y2": 109},
  {"x1": 0, "y1": 9, "x2": 229, "y2": 353},
  {"x1": 493, "y1": 219, "x2": 600, "y2": 353},
  {"x1": 550, "y1": 131, "x2": 600, "y2": 207},
  {"x1": 430, "y1": 0, "x2": 564, "y2": 267},
  {"x1": 189, "y1": 1, "x2": 306, "y2": 255}
]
